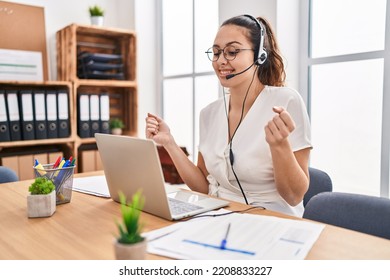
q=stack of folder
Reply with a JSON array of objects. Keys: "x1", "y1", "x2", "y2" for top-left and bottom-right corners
[
  {"x1": 0, "y1": 89, "x2": 70, "y2": 142},
  {"x1": 77, "y1": 93, "x2": 110, "y2": 138},
  {"x1": 77, "y1": 52, "x2": 124, "y2": 80}
]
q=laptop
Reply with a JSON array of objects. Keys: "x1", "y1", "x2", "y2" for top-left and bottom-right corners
[{"x1": 95, "y1": 133, "x2": 229, "y2": 220}]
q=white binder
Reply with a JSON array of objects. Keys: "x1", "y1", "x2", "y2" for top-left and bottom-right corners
[
  {"x1": 57, "y1": 91, "x2": 70, "y2": 138},
  {"x1": 78, "y1": 94, "x2": 90, "y2": 138},
  {"x1": 6, "y1": 91, "x2": 22, "y2": 141},
  {"x1": 46, "y1": 90, "x2": 58, "y2": 138},
  {"x1": 89, "y1": 94, "x2": 100, "y2": 137},
  {"x1": 0, "y1": 91, "x2": 10, "y2": 141},
  {"x1": 33, "y1": 90, "x2": 47, "y2": 139},
  {"x1": 19, "y1": 90, "x2": 35, "y2": 140},
  {"x1": 99, "y1": 94, "x2": 110, "y2": 134}
]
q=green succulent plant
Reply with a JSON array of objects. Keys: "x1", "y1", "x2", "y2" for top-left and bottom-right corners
[
  {"x1": 116, "y1": 191, "x2": 145, "y2": 244},
  {"x1": 89, "y1": 5, "x2": 104, "y2": 16},
  {"x1": 109, "y1": 118, "x2": 125, "y2": 129},
  {"x1": 29, "y1": 177, "x2": 55, "y2": 195}
]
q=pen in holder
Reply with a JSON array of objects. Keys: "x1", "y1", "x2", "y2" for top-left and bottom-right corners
[{"x1": 34, "y1": 163, "x2": 76, "y2": 205}]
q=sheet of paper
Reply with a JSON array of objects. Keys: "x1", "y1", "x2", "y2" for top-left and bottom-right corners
[
  {"x1": 144, "y1": 212, "x2": 325, "y2": 260},
  {"x1": 0, "y1": 49, "x2": 43, "y2": 81},
  {"x1": 72, "y1": 175, "x2": 110, "y2": 197}
]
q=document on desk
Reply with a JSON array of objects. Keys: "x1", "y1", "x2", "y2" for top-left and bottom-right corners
[
  {"x1": 72, "y1": 175, "x2": 110, "y2": 197},
  {"x1": 144, "y1": 211, "x2": 325, "y2": 260}
]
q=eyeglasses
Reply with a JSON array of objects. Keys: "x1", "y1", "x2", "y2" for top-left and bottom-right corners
[{"x1": 205, "y1": 46, "x2": 254, "y2": 62}]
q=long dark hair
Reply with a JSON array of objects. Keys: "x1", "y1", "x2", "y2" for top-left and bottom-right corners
[{"x1": 221, "y1": 15, "x2": 286, "y2": 87}]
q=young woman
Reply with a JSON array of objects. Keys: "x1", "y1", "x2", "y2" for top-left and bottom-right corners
[{"x1": 146, "y1": 14, "x2": 312, "y2": 217}]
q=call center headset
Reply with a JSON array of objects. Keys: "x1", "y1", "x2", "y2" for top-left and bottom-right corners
[
  {"x1": 245, "y1": 14, "x2": 267, "y2": 66},
  {"x1": 226, "y1": 15, "x2": 267, "y2": 80}
]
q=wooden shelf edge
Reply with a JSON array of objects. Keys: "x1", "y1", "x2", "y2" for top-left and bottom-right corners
[
  {"x1": 72, "y1": 79, "x2": 137, "y2": 88},
  {"x1": 0, "y1": 137, "x2": 74, "y2": 149}
]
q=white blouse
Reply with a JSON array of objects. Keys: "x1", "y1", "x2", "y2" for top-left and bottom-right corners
[{"x1": 198, "y1": 86, "x2": 312, "y2": 217}]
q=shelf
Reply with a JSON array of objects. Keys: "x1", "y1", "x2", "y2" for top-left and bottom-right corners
[
  {"x1": 1, "y1": 25, "x2": 138, "y2": 177},
  {"x1": 57, "y1": 23, "x2": 136, "y2": 82},
  {"x1": 0, "y1": 81, "x2": 74, "y2": 146},
  {"x1": 74, "y1": 83, "x2": 137, "y2": 137},
  {"x1": 74, "y1": 79, "x2": 136, "y2": 87},
  {"x1": 0, "y1": 137, "x2": 73, "y2": 150}
]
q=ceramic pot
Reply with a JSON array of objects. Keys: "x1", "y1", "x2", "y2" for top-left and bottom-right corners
[
  {"x1": 27, "y1": 191, "x2": 56, "y2": 218},
  {"x1": 111, "y1": 128, "x2": 122, "y2": 135},
  {"x1": 91, "y1": 16, "x2": 104, "y2": 26},
  {"x1": 113, "y1": 239, "x2": 147, "y2": 260}
]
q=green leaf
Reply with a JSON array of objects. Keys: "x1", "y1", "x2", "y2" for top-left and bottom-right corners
[{"x1": 116, "y1": 190, "x2": 145, "y2": 244}]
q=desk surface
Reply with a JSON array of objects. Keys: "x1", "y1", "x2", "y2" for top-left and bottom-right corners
[{"x1": 1, "y1": 171, "x2": 390, "y2": 260}]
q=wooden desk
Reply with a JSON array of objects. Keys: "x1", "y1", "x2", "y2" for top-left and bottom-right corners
[{"x1": 1, "y1": 172, "x2": 390, "y2": 260}]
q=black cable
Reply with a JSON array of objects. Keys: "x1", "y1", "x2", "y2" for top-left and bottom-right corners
[
  {"x1": 180, "y1": 205, "x2": 266, "y2": 221},
  {"x1": 223, "y1": 67, "x2": 258, "y2": 205}
]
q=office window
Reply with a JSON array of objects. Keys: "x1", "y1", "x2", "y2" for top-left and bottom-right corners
[
  {"x1": 311, "y1": 0, "x2": 386, "y2": 58},
  {"x1": 301, "y1": 0, "x2": 389, "y2": 197},
  {"x1": 310, "y1": 59, "x2": 384, "y2": 196},
  {"x1": 160, "y1": 0, "x2": 219, "y2": 159}
]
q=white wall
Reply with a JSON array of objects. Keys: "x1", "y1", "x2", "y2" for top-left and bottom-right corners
[
  {"x1": 134, "y1": 0, "x2": 158, "y2": 136},
  {"x1": 276, "y1": 0, "x2": 300, "y2": 89}
]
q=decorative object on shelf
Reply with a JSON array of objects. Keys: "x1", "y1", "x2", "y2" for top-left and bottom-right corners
[
  {"x1": 114, "y1": 191, "x2": 147, "y2": 260},
  {"x1": 27, "y1": 177, "x2": 56, "y2": 218},
  {"x1": 89, "y1": 5, "x2": 104, "y2": 26},
  {"x1": 109, "y1": 118, "x2": 124, "y2": 135}
]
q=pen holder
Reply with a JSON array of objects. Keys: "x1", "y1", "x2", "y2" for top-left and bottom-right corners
[{"x1": 34, "y1": 164, "x2": 76, "y2": 205}]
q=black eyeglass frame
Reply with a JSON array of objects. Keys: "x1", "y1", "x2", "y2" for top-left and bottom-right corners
[{"x1": 205, "y1": 46, "x2": 254, "y2": 62}]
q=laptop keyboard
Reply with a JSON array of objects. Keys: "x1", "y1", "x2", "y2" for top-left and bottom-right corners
[{"x1": 168, "y1": 197, "x2": 203, "y2": 216}]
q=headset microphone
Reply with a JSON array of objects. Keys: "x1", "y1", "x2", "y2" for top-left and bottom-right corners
[{"x1": 226, "y1": 62, "x2": 256, "y2": 80}]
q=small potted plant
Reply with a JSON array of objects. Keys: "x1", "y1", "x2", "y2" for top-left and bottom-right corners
[
  {"x1": 27, "y1": 177, "x2": 56, "y2": 218},
  {"x1": 89, "y1": 5, "x2": 104, "y2": 26},
  {"x1": 113, "y1": 190, "x2": 147, "y2": 260},
  {"x1": 109, "y1": 118, "x2": 124, "y2": 135}
]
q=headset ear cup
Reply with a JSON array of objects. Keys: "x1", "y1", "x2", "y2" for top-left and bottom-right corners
[{"x1": 256, "y1": 49, "x2": 267, "y2": 65}]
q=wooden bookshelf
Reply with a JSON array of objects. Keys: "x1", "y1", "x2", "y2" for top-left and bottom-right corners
[
  {"x1": 1, "y1": 24, "x2": 138, "y2": 176},
  {"x1": 56, "y1": 24, "x2": 138, "y2": 173}
]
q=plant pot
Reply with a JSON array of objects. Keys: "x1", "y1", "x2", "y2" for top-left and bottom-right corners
[
  {"x1": 113, "y1": 239, "x2": 147, "y2": 260},
  {"x1": 111, "y1": 128, "x2": 122, "y2": 135},
  {"x1": 91, "y1": 16, "x2": 104, "y2": 26},
  {"x1": 27, "y1": 191, "x2": 56, "y2": 218}
]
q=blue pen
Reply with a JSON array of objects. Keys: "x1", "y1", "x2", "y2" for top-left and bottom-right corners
[
  {"x1": 220, "y1": 223, "x2": 231, "y2": 250},
  {"x1": 54, "y1": 159, "x2": 71, "y2": 187}
]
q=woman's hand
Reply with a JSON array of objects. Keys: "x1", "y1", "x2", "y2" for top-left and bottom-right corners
[
  {"x1": 265, "y1": 106, "x2": 296, "y2": 146},
  {"x1": 145, "y1": 113, "x2": 173, "y2": 146}
]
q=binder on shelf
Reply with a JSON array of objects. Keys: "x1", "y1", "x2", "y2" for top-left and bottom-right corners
[
  {"x1": 89, "y1": 94, "x2": 100, "y2": 137},
  {"x1": 5, "y1": 90, "x2": 22, "y2": 141},
  {"x1": 0, "y1": 90, "x2": 11, "y2": 142},
  {"x1": 78, "y1": 94, "x2": 90, "y2": 138},
  {"x1": 99, "y1": 94, "x2": 110, "y2": 134},
  {"x1": 33, "y1": 90, "x2": 47, "y2": 139},
  {"x1": 19, "y1": 90, "x2": 35, "y2": 140},
  {"x1": 57, "y1": 90, "x2": 70, "y2": 138},
  {"x1": 46, "y1": 90, "x2": 58, "y2": 139}
]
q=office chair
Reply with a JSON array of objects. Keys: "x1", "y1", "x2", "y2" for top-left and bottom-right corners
[
  {"x1": 303, "y1": 192, "x2": 390, "y2": 240},
  {"x1": 0, "y1": 166, "x2": 19, "y2": 183},
  {"x1": 303, "y1": 167, "x2": 333, "y2": 207}
]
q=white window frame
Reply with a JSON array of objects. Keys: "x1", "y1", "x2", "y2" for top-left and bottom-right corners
[{"x1": 299, "y1": 0, "x2": 390, "y2": 197}]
